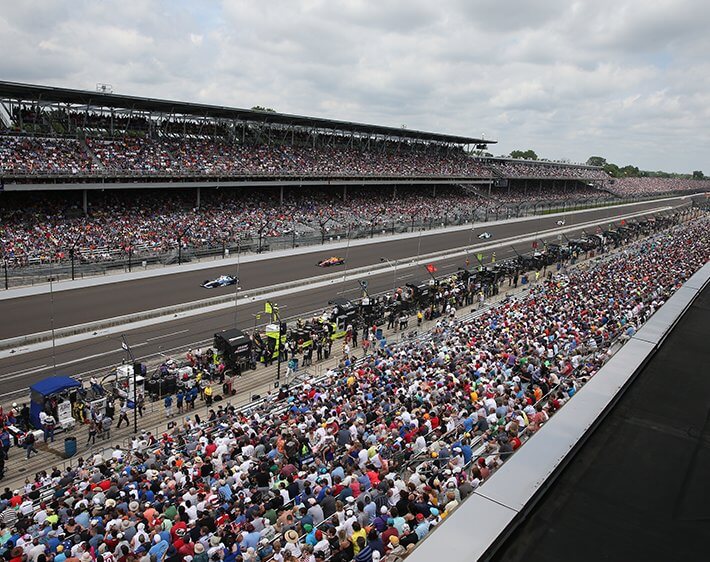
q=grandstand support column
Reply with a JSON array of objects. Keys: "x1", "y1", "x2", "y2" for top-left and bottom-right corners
[
  {"x1": 280, "y1": 185, "x2": 284, "y2": 205},
  {"x1": 488, "y1": 181, "x2": 492, "y2": 196},
  {"x1": 196, "y1": 187, "x2": 201, "y2": 209},
  {"x1": 82, "y1": 189, "x2": 88, "y2": 216},
  {"x1": 393, "y1": 185, "x2": 397, "y2": 198},
  {"x1": 433, "y1": 185, "x2": 437, "y2": 197},
  {"x1": 343, "y1": 185, "x2": 347, "y2": 202}
]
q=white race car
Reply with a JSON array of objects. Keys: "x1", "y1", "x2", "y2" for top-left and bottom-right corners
[
  {"x1": 201, "y1": 275, "x2": 239, "y2": 289},
  {"x1": 478, "y1": 232, "x2": 492, "y2": 239},
  {"x1": 556, "y1": 219, "x2": 566, "y2": 226}
]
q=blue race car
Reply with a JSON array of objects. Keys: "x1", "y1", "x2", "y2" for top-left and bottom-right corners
[{"x1": 201, "y1": 275, "x2": 239, "y2": 289}]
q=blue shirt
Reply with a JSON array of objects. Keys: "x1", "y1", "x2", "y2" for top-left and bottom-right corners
[
  {"x1": 241, "y1": 530, "x2": 261, "y2": 550},
  {"x1": 149, "y1": 539, "x2": 169, "y2": 561}
]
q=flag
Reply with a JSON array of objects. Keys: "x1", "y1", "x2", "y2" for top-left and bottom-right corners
[
  {"x1": 620, "y1": 219, "x2": 626, "y2": 225},
  {"x1": 121, "y1": 341, "x2": 129, "y2": 351},
  {"x1": 476, "y1": 253, "x2": 483, "y2": 262},
  {"x1": 425, "y1": 264, "x2": 438, "y2": 274},
  {"x1": 265, "y1": 302, "x2": 277, "y2": 315},
  {"x1": 532, "y1": 241, "x2": 538, "y2": 249},
  {"x1": 491, "y1": 252, "x2": 496, "y2": 263}
]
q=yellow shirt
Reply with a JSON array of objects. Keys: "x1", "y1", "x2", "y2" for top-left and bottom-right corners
[{"x1": 351, "y1": 528, "x2": 367, "y2": 553}]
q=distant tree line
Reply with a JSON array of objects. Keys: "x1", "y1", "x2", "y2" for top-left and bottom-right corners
[{"x1": 586, "y1": 156, "x2": 703, "y2": 180}]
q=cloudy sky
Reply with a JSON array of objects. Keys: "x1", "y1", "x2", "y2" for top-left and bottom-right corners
[{"x1": 2, "y1": 0, "x2": 709, "y2": 173}]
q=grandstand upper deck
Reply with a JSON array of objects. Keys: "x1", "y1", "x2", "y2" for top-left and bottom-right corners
[
  {"x1": 0, "y1": 82, "x2": 624, "y2": 188},
  {"x1": 0, "y1": 80, "x2": 492, "y2": 148}
]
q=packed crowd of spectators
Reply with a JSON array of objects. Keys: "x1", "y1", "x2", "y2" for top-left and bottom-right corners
[
  {"x1": 487, "y1": 183, "x2": 607, "y2": 205},
  {"x1": 86, "y1": 139, "x2": 177, "y2": 174},
  {"x1": 0, "y1": 135, "x2": 494, "y2": 178},
  {"x1": 1, "y1": 183, "x2": 610, "y2": 267},
  {"x1": 486, "y1": 159, "x2": 608, "y2": 181},
  {"x1": 606, "y1": 177, "x2": 710, "y2": 197},
  {"x1": 0, "y1": 187, "x2": 488, "y2": 266},
  {"x1": 1, "y1": 135, "x2": 612, "y2": 182},
  {"x1": 0, "y1": 216, "x2": 706, "y2": 562},
  {"x1": 0, "y1": 137, "x2": 93, "y2": 175}
]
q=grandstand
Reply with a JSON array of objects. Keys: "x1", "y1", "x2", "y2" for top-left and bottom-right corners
[
  {"x1": 0, "y1": 81, "x2": 620, "y2": 276},
  {"x1": 0, "y1": 81, "x2": 496, "y2": 186},
  {"x1": 1, "y1": 80, "x2": 710, "y2": 562},
  {"x1": 0, "y1": 81, "x2": 613, "y2": 192},
  {"x1": 0, "y1": 210, "x2": 706, "y2": 562},
  {"x1": 1, "y1": 82, "x2": 708, "y2": 281}
]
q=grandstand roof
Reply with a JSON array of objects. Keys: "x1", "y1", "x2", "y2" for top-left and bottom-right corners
[{"x1": 0, "y1": 81, "x2": 495, "y2": 146}]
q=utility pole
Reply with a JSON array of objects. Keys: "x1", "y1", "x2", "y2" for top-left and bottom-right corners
[
  {"x1": 121, "y1": 335, "x2": 138, "y2": 434},
  {"x1": 234, "y1": 240, "x2": 241, "y2": 328},
  {"x1": 177, "y1": 225, "x2": 192, "y2": 265},
  {"x1": 265, "y1": 301, "x2": 284, "y2": 387},
  {"x1": 380, "y1": 257, "x2": 398, "y2": 296},
  {"x1": 69, "y1": 232, "x2": 83, "y2": 281}
]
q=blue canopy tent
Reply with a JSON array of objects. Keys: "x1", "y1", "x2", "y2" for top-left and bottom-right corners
[{"x1": 29, "y1": 376, "x2": 82, "y2": 428}]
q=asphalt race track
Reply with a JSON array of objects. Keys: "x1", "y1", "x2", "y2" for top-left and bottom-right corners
[
  {"x1": 0, "y1": 198, "x2": 689, "y2": 340},
  {"x1": 0, "y1": 196, "x2": 693, "y2": 397}
]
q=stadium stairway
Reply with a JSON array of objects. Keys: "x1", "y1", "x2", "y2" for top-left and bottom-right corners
[{"x1": 79, "y1": 134, "x2": 105, "y2": 171}]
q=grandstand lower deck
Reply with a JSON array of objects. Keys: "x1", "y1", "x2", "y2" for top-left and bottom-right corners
[{"x1": 491, "y1": 281, "x2": 710, "y2": 562}]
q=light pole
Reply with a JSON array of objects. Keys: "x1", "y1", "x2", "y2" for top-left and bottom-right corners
[
  {"x1": 177, "y1": 225, "x2": 192, "y2": 265},
  {"x1": 221, "y1": 226, "x2": 234, "y2": 260},
  {"x1": 48, "y1": 260, "x2": 57, "y2": 374},
  {"x1": 266, "y1": 301, "x2": 284, "y2": 387},
  {"x1": 466, "y1": 227, "x2": 477, "y2": 268},
  {"x1": 2, "y1": 253, "x2": 8, "y2": 290},
  {"x1": 126, "y1": 238, "x2": 134, "y2": 273},
  {"x1": 380, "y1": 257, "x2": 398, "y2": 297},
  {"x1": 257, "y1": 222, "x2": 269, "y2": 254},
  {"x1": 341, "y1": 230, "x2": 352, "y2": 290},
  {"x1": 234, "y1": 239, "x2": 241, "y2": 328},
  {"x1": 68, "y1": 232, "x2": 83, "y2": 281},
  {"x1": 121, "y1": 335, "x2": 138, "y2": 434}
]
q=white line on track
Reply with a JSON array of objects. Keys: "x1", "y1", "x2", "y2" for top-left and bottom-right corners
[
  {"x1": 397, "y1": 273, "x2": 415, "y2": 279},
  {"x1": 336, "y1": 287, "x2": 360, "y2": 295},
  {"x1": 146, "y1": 330, "x2": 189, "y2": 342},
  {"x1": 4, "y1": 364, "x2": 47, "y2": 378}
]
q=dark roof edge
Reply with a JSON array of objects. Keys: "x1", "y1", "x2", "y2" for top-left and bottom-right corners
[{"x1": 0, "y1": 81, "x2": 496, "y2": 146}]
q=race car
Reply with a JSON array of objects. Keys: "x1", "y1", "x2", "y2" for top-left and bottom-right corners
[
  {"x1": 317, "y1": 256, "x2": 346, "y2": 267},
  {"x1": 556, "y1": 219, "x2": 566, "y2": 226},
  {"x1": 478, "y1": 232, "x2": 493, "y2": 239},
  {"x1": 201, "y1": 275, "x2": 239, "y2": 289}
]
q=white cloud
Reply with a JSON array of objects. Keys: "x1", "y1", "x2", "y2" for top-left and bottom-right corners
[{"x1": 0, "y1": 0, "x2": 708, "y2": 173}]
